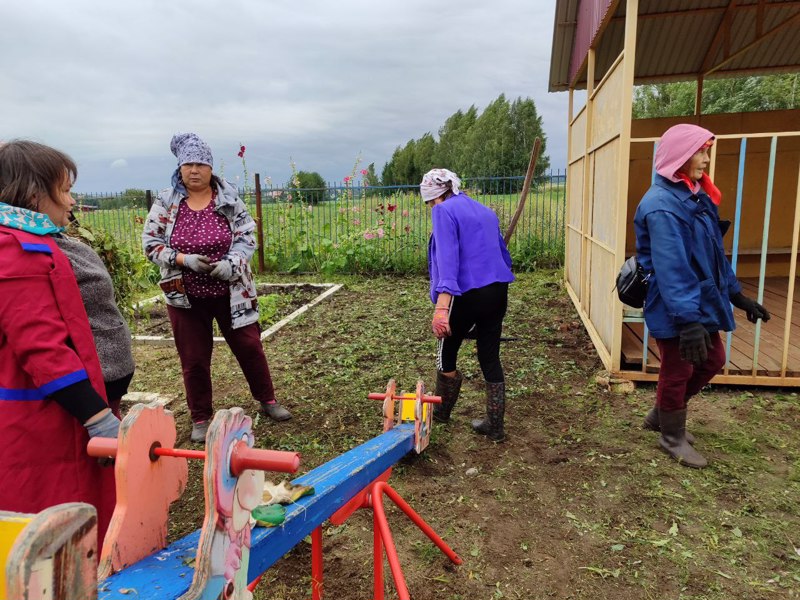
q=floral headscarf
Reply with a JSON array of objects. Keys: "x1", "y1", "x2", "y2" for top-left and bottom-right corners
[{"x1": 420, "y1": 168, "x2": 461, "y2": 202}]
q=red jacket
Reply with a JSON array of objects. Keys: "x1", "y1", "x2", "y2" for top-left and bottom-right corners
[{"x1": 0, "y1": 226, "x2": 115, "y2": 544}]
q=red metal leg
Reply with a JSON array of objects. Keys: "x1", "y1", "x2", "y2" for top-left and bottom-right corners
[
  {"x1": 311, "y1": 526, "x2": 324, "y2": 600},
  {"x1": 371, "y1": 483, "x2": 411, "y2": 600},
  {"x1": 377, "y1": 482, "x2": 462, "y2": 565},
  {"x1": 373, "y1": 510, "x2": 384, "y2": 600},
  {"x1": 247, "y1": 573, "x2": 263, "y2": 593}
]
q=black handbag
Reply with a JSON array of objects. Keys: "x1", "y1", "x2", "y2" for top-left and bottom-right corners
[{"x1": 615, "y1": 256, "x2": 650, "y2": 308}]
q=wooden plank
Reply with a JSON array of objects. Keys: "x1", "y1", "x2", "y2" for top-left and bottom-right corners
[{"x1": 6, "y1": 503, "x2": 97, "y2": 600}]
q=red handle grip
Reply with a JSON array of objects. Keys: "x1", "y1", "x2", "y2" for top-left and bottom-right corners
[
  {"x1": 87, "y1": 439, "x2": 300, "y2": 475},
  {"x1": 367, "y1": 393, "x2": 441, "y2": 404},
  {"x1": 230, "y1": 442, "x2": 300, "y2": 475}
]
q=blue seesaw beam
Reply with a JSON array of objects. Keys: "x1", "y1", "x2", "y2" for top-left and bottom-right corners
[{"x1": 99, "y1": 423, "x2": 416, "y2": 600}]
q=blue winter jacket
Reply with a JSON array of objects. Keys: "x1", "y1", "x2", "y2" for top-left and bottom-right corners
[{"x1": 633, "y1": 174, "x2": 742, "y2": 339}]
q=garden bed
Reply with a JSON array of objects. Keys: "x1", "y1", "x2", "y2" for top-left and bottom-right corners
[{"x1": 131, "y1": 283, "x2": 341, "y2": 345}]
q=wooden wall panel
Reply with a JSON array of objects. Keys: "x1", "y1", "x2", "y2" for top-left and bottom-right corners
[
  {"x1": 590, "y1": 59, "x2": 623, "y2": 151},
  {"x1": 588, "y1": 242, "x2": 615, "y2": 353},
  {"x1": 591, "y1": 139, "x2": 621, "y2": 248},
  {"x1": 570, "y1": 109, "x2": 588, "y2": 161},
  {"x1": 568, "y1": 160, "x2": 585, "y2": 229},
  {"x1": 567, "y1": 228, "x2": 583, "y2": 297}
]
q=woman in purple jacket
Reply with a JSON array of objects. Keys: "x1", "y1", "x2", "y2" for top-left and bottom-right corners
[{"x1": 421, "y1": 169, "x2": 515, "y2": 441}]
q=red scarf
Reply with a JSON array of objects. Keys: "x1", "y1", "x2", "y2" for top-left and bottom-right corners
[{"x1": 676, "y1": 172, "x2": 721, "y2": 206}]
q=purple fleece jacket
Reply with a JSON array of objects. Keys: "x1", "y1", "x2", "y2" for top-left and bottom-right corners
[{"x1": 428, "y1": 192, "x2": 514, "y2": 303}]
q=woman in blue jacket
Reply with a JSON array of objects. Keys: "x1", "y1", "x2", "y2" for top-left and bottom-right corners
[
  {"x1": 634, "y1": 124, "x2": 769, "y2": 468},
  {"x1": 421, "y1": 169, "x2": 515, "y2": 441}
]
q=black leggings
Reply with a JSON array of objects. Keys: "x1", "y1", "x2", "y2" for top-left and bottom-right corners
[{"x1": 436, "y1": 282, "x2": 508, "y2": 383}]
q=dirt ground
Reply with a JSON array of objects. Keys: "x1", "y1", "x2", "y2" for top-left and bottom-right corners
[{"x1": 128, "y1": 272, "x2": 800, "y2": 600}]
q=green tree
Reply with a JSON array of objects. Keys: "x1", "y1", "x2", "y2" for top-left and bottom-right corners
[
  {"x1": 633, "y1": 74, "x2": 800, "y2": 119},
  {"x1": 287, "y1": 170, "x2": 327, "y2": 203}
]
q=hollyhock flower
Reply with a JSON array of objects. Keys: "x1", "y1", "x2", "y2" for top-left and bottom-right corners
[
  {"x1": 387, "y1": 204, "x2": 396, "y2": 212},
  {"x1": 237, "y1": 145, "x2": 246, "y2": 158},
  {"x1": 353, "y1": 219, "x2": 361, "y2": 226},
  {"x1": 361, "y1": 169, "x2": 368, "y2": 176},
  {"x1": 364, "y1": 231, "x2": 376, "y2": 240},
  {"x1": 344, "y1": 176, "x2": 352, "y2": 183},
  {"x1": 402, "y1": 209, "x2": 409, "y2": 217},
  {"x1": 377, "y1": 227, "x2": 385, "y2": 238}
]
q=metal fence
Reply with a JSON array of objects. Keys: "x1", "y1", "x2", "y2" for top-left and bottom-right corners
[{"x1": 73, "y1": 172, "x2": 566, "y2": 274}]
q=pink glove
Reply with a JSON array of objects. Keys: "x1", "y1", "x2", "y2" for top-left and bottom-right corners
[{"x1": 432, "y1": 308, "x2": 451, "y2": 339}]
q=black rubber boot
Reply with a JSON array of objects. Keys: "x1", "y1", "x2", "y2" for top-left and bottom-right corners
[
  {"x1": 643, "y1": 403, "x2": 695, "y2": 444},
  {"x1": 658, "y1": 408, "x2": 707, "y2": 468},
  {"x1": 471, "y1": 381, "x2": 506, "y2": 442},
  {"x1": 433, "y1": 371, "x2": 462, "y2": 423}
]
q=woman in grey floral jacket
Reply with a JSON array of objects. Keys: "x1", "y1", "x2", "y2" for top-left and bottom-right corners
[{"x1": 142, "y1": 133, "x2": 291, "y2": 442}]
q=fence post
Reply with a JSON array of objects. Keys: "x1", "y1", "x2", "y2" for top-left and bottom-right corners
[
  {"x1": 254, "y1": 173, "x2": 265, "y2": 273},
  {"x1": 145, "y1": 190, "x2": 153, "y2": 211}
]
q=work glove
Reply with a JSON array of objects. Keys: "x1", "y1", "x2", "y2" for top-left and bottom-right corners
[
  {"x1": 729, "y1": 292, "x2": 771, "y2": 323},
  {"x1": 679, "y1": 322, "x2": 713, "y2": 366},
  {"x1": 432, "y1": 307, "x2": 451, "y2": 339},
  {"x1": 209, "y1": 259, "x2": 234, "y2": 281},
  {"x1": 84, "y1": 409, "x2": 121, "y2": 439},
  {"x1": 182, "y1": 254, "x2": 213, "y2": 273}
]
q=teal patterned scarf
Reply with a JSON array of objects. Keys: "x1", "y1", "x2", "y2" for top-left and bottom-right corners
[{"x1": 0, "y1": 202, "x2": 64, "y2": 235}]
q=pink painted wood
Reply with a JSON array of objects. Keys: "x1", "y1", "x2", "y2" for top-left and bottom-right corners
[
  {"x1": 6, "y1": 503, "x2": 98, "y2": 600},
  {"x1": 180, "y1": 408, "x2": 264, "y2": 600},
  {"x1": 98, "y1": 402, "x2": 188, "y2": 580}
]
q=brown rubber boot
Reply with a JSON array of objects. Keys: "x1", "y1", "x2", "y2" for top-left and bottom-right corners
[
  {"x1": 471, "y1": 381, "x2": 506, "y2": 442},
  {"x1": 658, "y1": 408, "x2": 707, "y2": 468},
  {"x1": 433, "y1": 370, "x2": 462, "y2": 423},
  {"x1": 643, "y1": 404, "x2": 695, "y2": 445}
]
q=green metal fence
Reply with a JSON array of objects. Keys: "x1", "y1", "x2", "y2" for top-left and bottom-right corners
[{"x1": 74, "y1": 173, "x2": 565, "y2": 274}]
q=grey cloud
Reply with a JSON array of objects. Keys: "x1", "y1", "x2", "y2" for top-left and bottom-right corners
[{"x1": 0, "y1": 0, "x2": 567, "y2": 192}]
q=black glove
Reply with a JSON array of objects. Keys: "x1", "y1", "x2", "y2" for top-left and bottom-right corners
[
  {"x1": 729, "y1": 292, "x2": 771, "y2": 323},
  {"x1": 679, "y1": 322, "x2": 712, "y2": 366}
]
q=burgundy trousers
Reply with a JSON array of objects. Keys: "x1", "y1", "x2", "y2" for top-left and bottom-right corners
[
  {"x1": 167, "y1": 295, "x2": 276, "y2": 423},
  {"x1": 655, "y1": 332, "x2": 726, "y2": 411}
]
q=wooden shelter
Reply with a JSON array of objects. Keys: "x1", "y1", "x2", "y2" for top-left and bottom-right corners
[{"x1": 549, "y1": 0, "x2": 800, "y2": 386}]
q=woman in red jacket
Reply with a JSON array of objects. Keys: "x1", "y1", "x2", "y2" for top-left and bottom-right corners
[{"x1": 0, "y1": 140, "x2": 118, "y2": 546}]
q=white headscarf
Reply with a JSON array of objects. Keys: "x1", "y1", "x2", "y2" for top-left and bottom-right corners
[{"x1": 420, "y1": 168, "x2": 461, "y2": 202}]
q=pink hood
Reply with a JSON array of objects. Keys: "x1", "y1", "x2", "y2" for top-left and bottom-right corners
[{"x1": 654, "y1": 124, "x2": 715, "y2": 182}]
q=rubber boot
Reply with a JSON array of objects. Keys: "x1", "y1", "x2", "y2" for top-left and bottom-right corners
[
  {"x1": 472, "y1": 381, "x2": 506, "y2": 442},
  {"x1": 643, "y1": 403, "x2": 695, "y2": 445},
  {"x1": 658, "y1": 408, "x2": 707, "y2": 468},
  {"x1": 433, "y1": 371, "x2": 462, "y2": 423}
]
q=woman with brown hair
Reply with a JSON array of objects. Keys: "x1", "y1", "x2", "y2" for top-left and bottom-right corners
[{"x1": 0, "y1": 140, "x2": 118, "y2": 546}]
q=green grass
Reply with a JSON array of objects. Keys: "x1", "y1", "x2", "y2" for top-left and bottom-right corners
[{"x1": 128, "y1": 270, "x2": 800, "y2": 600}]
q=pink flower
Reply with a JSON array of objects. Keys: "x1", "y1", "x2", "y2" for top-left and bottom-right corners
[
  {"x1": 361, "y1": 169, "x2": 368, "y2": 176},
  {"x1": 344, "y1": 176, "x2": 352, "y2": 183},
  {"x1": 387, "y1": 204, "x2": 396, "y2": 212},
  {"x1": 364, "y1": 232, "x2": 376, "y2": 240},
  {"x1": 377, "y1": 227, "x2": 385, "y2": 238},
  {"x1": 353, "y1": 219, "x2": 361, "y2": 226},
  {"x1": 402, "y1": 209, "x2": 409, "y2": 217},
  {"x1": 339, "y1": 207, "x2": 347, "y2": 214}
]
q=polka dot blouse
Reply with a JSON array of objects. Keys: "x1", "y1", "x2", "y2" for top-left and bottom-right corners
[{"x1": 170, "y1": 192, "x2": 233, "y2": 298}]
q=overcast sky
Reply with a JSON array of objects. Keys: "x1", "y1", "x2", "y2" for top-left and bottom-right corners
[{"x1": 0, "y1": 0, "x2": 568, "y2": 193}]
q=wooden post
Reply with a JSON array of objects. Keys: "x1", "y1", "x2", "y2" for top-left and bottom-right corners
[
  {"x1": 254, "y1": 173, "x2": 265, "y2": 274},
  {"x1": 145, "y1": 189, "x2": 153, "y2": 211}
]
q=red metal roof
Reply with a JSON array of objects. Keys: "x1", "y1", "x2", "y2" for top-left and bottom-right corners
[{"x1": 550, "y1": 0, "x2": 800, "y2": 92}]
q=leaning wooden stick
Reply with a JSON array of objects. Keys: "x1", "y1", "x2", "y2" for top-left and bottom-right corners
[{"x1": 504, "y1": 137, "x2": 542, "y2": 245}]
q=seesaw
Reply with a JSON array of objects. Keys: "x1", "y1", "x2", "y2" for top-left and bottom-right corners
[{"x1": 3, "y1": 379, "x2": 461, "y2": 600}]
